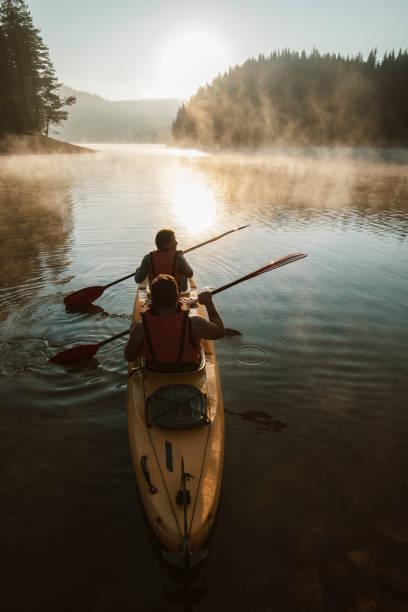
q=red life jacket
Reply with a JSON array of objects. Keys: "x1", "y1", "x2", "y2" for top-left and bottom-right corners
[
  {"x1": 148, "y1": 251, "x2": 183, "y2": 286},
  {"x1": 141, "y1": 306, "x2": 201, "y2": 365}
]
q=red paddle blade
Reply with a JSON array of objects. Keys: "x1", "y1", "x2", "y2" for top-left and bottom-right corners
[
  {"x1": 49, "y1": 343, "x2": 100, "y2": 364},
  {"x1": 64, "y1": 285, "x2": 105, "y2": 306},
  {"x1": 253, "y1": 252, "x2": 307, "y2": 276}
]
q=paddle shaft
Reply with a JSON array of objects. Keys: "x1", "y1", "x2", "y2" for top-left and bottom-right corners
[
  {"x1": 211, "y1": 272, "x2": 264, "y2": 297},
  {"x1": 183, "y1": 225, "x2": 249, "y2": 255},
  {"x1": 104, "y1": 272, "x2": 135, "y2": 289},
  {"x1": 98, "y1": 328, "x2": 131, "y2": 346}
]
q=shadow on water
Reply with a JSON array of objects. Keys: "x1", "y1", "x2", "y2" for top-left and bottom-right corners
[
  {"x1": 225, "y1": 408, "x2": 287, "y2": 432},
  {"x1": 132, "y1": 475, "x2": 211, "y2": 611},
  {"x1": 65, "y1": 302, "x2": 106, "y2": 317},
  {"x1": 65, "y1": 302, "x2": 132, "y2": 321}
]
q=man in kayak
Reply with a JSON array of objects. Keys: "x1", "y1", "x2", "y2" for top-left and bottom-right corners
[
  {"x1": 124, "y1": 274, "x2": 224, "y2": 366},
  {"x1": 134, "y1": 229, "x2": 193, "y2": 292}
]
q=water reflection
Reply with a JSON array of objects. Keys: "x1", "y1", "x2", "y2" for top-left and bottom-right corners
[
  {"x1": 0, "y1": 157, "x2": 74, "y2": 306},
  {"x1": 185, "y1": 150, "x2": 408, "y2": 236},
  {"x1": 1, "y1": 145, "x2": 408, "y2": 611},
  {"x1": 165, "y1": 164, "x2": 217, "y2": 233}
]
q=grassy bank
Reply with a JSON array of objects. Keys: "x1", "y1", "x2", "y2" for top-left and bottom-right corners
[{"x1": 0, "y1": 133, "x2": 94, "y2": 155}]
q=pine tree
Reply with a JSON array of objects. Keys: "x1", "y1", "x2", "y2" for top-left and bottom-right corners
[
  {"x1": 0, "y1": 20, "x2": 14, "y2": 133},
  {"x1": 0, "y1": 0, "x2": 76, "y2": 135},
  {"x1": 38, "y1": 49, "x2": 76, "y2": 136},
  {"x1": 172, "y1": 48, "x2": 408, "y2": 147}
]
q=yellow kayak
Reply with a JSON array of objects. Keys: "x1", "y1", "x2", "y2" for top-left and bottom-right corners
[{"x1": 126, "y1": 278, "x2": 224, "y2": 568}]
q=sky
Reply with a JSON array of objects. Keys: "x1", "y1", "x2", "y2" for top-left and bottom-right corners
[{"x1": 28, "y1": 0, "x2": 408, "y2": 102}]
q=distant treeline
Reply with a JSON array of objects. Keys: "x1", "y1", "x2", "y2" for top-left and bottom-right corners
[
  {"x1": 172, "y1": 49, "x2": 408, "y2": 148},
  {"x1": 0, "y1": 0, "x2": 75, "y2": 137},
  {"x1": 56, "y1": 86, "x2": 182, "y2": 144}
]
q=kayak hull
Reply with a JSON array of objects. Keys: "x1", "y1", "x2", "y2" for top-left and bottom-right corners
[{"x1": 126, "y1": 279, "x2": 224, "y2": 557}]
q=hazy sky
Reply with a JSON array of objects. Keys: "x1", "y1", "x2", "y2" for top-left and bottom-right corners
[{"x1": 28, "y1": 0, "x2": 408, "y2": 101}]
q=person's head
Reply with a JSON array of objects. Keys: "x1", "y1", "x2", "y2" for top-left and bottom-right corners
[
  {"x1": 155, "y1": 229, "x2": 177, "y2": 251},
  {"x1": 150, "y1": 274, "x2": 179, "y2": 309}
]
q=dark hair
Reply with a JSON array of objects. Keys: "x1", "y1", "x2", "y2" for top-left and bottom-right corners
[
  {"x1": 155, "y1": 229, "x2": 175, "y2": 250},
  {"x1": 150, "y1": 274, "x2": 178, "y2": 308}
]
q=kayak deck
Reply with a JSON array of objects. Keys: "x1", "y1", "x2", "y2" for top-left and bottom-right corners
[{"x1": 126, "y1": 278, "x2": 224, "y2": 565}]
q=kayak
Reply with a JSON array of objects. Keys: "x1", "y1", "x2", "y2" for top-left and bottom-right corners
[{"x1": 126, "y1": 278, "x2": 224, "y2": 568}]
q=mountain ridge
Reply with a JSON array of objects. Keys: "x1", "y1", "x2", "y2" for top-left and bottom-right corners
[{"x1": 55, "y1": 86, "x2": 183, "y2": 143}]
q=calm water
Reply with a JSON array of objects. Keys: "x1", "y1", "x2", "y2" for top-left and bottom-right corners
[{"x1": 1, "y1": 144, "x2": 408, "y2": 611}]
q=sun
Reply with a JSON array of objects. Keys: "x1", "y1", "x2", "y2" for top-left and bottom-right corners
[{"x1": 157, "y1": 30, "x2": 230, "y2": 99}]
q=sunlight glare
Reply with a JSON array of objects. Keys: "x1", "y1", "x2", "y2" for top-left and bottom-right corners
[{"x1": 167, "y1": 167, "x2": 217, "y2": 233}]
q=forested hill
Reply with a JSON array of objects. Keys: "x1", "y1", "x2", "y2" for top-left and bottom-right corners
[
  {"x1": 172, "y1": 49, "x2": 408, "y2": 148},
  {"x1": 56, "y1": 87, "x2": 182, "y2": 143}
]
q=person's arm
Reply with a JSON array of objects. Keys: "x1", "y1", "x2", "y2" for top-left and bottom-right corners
[
  {"x1": 134, "y1": 254, "x2": 150, "y2": 284},
  {"x1": 124, "y1": 322, "x2": 144, "y2": 361},
  {"x1": 177, "y1": 252, "x2": 193, "y2": 278},
  {"x1": 191, "y1": 292, "x2": 224, "y2": 341}
]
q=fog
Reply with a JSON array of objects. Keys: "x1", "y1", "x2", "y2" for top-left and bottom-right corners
[
  {"x1": 176, "y1": 147, "x2": 408, "y2": 239},
  {"x1": 2, "y1": 145, "x2": 408, "y2": 296},
  {"x1": 0, "y1": 154, "x2": 80, "y2": 293}
]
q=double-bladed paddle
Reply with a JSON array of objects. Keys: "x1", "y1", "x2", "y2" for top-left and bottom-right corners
[
  {"x1": 50, "y1": 252, "x2": 307, "y2": 365},
  {"x1": 63, "y1": 225, "x2": 250, "y2": 307}
]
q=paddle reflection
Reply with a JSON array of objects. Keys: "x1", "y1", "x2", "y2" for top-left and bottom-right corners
[
  {"x1": 65, "y1": 302, "x2": 132, "y2": 322},
  {"x1": 226, "y1": 408, "x2": 287, "y2": 431},
  {"x1": 65, "y1": 303, "x2": 105, "y2": 317}
]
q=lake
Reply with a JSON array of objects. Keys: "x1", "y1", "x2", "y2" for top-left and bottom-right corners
[{"x1": 1, "y1": 143, "x2": 408, "y2": 611}]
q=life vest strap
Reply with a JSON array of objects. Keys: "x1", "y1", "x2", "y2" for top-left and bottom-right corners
[
  {"x1": 141, "y1": 311, "x2": 157, "y2": 363},
  {"x1": 175, "y1": 310, "x2": 189, "y2": 363},
  {"x1": 148, "y1": 252, "x2": 156, "y2": 278}
]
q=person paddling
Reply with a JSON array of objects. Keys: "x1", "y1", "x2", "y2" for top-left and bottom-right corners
[
  {"x1": 135, "y1": 229, "x2": 193, "y2": 292},
  {"x1": 124, "y1": 274, "x2": 224, "y2": 367}
]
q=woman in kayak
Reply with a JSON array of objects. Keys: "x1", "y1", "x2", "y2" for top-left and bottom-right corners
[
  {"x1": 134, "y1": 229, "x2": 193, "y2": 292},
  {"x1": 124, "y1": 274, "x2": 224, "y2": 366}
]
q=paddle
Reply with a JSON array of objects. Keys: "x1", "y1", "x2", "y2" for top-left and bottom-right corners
[
  {"x1": 63, "y1": 225, "x2": 249, "y2": 307},
  {"x1": 194, "y1": 252, "x2": 307, "y2": 302},
  {"x1": 50, "y1": 252, "x2": 306, "y2": 365}
]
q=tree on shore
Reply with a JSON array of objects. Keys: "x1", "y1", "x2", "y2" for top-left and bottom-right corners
[
  {"x1": 0, "y1": 0, "x2": 75, "y2": 136},
  {"x1": 172, "y1": 48, "x2": 408, "y2": 148}
]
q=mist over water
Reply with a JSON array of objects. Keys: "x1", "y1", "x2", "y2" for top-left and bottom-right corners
[{"x1": 1, "y1": 144, "x2": 408, "y2": 611}]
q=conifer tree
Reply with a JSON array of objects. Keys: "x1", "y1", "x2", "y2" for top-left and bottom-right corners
[
  {"x1": 0, "y1": 20, "x2": 14, "y2": 133},
  {"x1": 172, "y1": 48, "x2": 408, "y2": 147},
  {"x1": 38, "y1": 50, "x2": 76, "y2": 136},
  {"x1": 0, "y1": 0, "x2": 76, "y2": 135}
]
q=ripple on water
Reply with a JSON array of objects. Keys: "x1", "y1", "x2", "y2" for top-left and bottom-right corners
[
  {"x1": 0, "y1": 338, "x2": 50, "y2": 376},
  {"x1": 235, "y1": 345, "x2": 268, "y2": 366}
]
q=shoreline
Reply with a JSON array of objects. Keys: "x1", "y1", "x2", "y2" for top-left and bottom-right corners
[{"x1": 0, "y1": 133, "x2": 95, "y2": 155}]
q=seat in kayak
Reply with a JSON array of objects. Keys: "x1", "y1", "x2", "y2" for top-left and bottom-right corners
[{"x1": 146, "y1": 384, "x2": 209, "y2": 430}]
